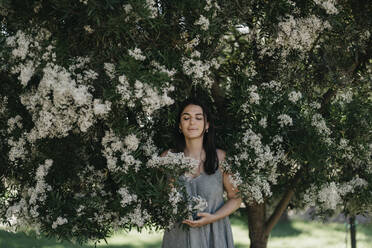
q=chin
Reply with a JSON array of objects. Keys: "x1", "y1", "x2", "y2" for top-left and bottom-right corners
[{"x1": 185, "y1": 133, "x2": 203, "y2": 139}]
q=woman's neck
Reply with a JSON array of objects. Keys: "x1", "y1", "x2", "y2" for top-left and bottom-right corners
[{"x1": 184, "y1": 138, "x2": 204, "y2": 159}]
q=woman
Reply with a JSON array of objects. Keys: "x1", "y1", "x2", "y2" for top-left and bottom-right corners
[{"x1": 162, "y1": 98, "x2": 242, "y2": 248}]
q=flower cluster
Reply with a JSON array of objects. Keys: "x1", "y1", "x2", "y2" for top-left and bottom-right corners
[
  {"x1": 190, "y1": 195, "x2": 208, "y2": 216},
  {"x1": 147, "y1": 151, "x2": 199, "y2": 172},
  {"x1": 277, "y1": 114, "x2": 293, "y2": 127},
  {"x1": 248, "y1": 85, "x2": 260, "y2": 105},
  {"x1": 52, "y1": 216, "x2": 68, "y2": 229},
  {"x1": 115, "y1": 71, "x2": 175, "y2": 116},
  {"x1": 4, "y1": 159, "x2": 53, "y2": 233},
  {"x1": 19, "y1": 63, "x2": 110, "y2": 138},
  {"x1": 182, "y1": 50, "x2": 219, "y2": 88},
  {"x1": 134, "y1": 80, "x2": 175, "y2": 116},
  {"x1": 0, "y1": 96, "x2": 8, "y2": 116},
  {"x1": 227, "y1": 128, "x2": 287, "y2": 204},
  {"x1": 288, "y1": 91, "x2": 302, "y2": 103},
  {"x1": 145, "y1": 0, "x2": 158, "y2": 18},
  {"x1": 168, "y1": 187, "x2": 183, "y2": 215},
  {"x1": 128, "y1": 48, "x2": 146, "y2": 61},
  {"x1": 194, "y1": 15, "x2": 210, "y2": 31},
  {"x1": 311, "y1": 113, "x2": 331, "y2": 137},
  {"x1": 150, "y1": 61, "x2": 177, "y2": 79},
  {"x1": 6, "y1": 30, "x2": 109, "y2": 142},
  {"x1": 314, "y1": 0, "x2": 339, "y2": 15},
  {"x1": 7, "y1": 134, "x2": 28, "y2": 166},
  {"x1": 101, "y1": 129, "x2": 142, "y2": 173},
  {"x1": 6, "y1": 29, "x2": 52, "y2": 87},
  {"x1": 7, "y1": 115, "x2": 23, "y2": 134},
  {"x1": 117, "y1": 187, "x2": 138, "y2": 208},
  {"x1": 304, "y1": 176, "x2": 368, "y2": 212},
  {"x1": 276, "y1": 15, "x2": 331, "y2": 56}
]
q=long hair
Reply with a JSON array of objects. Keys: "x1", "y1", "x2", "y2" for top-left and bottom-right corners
[{"x1": 174, "y1": 98, "x2": 218, "y2": 175}]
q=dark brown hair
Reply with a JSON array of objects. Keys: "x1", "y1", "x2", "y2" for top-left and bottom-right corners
[{"x1": 174, "y1": 98, "x2": 218, "y2": 175}]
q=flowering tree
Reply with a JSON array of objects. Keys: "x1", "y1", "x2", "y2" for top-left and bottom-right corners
[{"x1": 0, "y1": 1, "x2": 371, "y2": 248}]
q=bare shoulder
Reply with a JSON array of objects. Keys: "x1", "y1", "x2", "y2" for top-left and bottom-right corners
[
  {"x1": 216, "y1": 148, "x2": 226, "y2": 164},
  {"x1": 216, "y1": 149, "x2": 227, "y2": 173}
]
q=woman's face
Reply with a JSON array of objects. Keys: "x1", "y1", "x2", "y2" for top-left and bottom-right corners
[{"x1": 179, "y1": 104, "x2": 209, "y2": 139}]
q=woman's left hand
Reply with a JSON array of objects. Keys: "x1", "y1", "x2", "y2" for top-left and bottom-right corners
[{"x1": 182, "y1": 212, "x2": 216, "y2": 228}]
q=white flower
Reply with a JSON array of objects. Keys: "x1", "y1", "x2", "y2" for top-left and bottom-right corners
[
  {"x1": 128, "y1": 205, "x2": 150, "y2": 227},
  {"x1": 312, "y1": 114, "x2": 331, "y2": 136},
  {"x1": 228, "y1": 173, "x2": 243, "y2": 189},
  {"x1": 7, "y1": 115, "x2": 23, "y2": 133},
  {"x1": 192, "y1": 195, "x2": 208, "y2": 212},
  {"x1": 277, "y1": 114, "x2": 293, "y2": 127},
  {"x1": 184, "y1": 36, "x2": 200, "y2": 50},
  {"x1": 261, "y1": 80, "x2": 281, "y2": 91},
  {"x1": 104, "y1": 63, "x2": 115, "y2": 79},
  {"x1": 35, "y1": 159, "x2": 53, "y2": 180},
  {"x1": 118, "y1": 187, "x2": 137, "y2": 207},
  {"x1": 236, "y1": 25, "x2": 250, "y2": 34},
  {"x1": 8, "y1": 137, "x2": 28, "y2": 164},
  {"x1": 84, "y1": 25, "x2": 94, "y2": 34},
  {"x1": 276, "y1": 15, "x2": 331, "y2": 56},
  {"x1": 145, "y1": 0, "x2": 158, "y2": 18},
  {"x1": 249, "y1": 92, "x2": 260, "y2": 104},
  {"x1": 28, "y1": 159, "x2": 53, "y2": 206},
  {"x1": 169, "y1": 188, "x2": 183, "y2": 214},
  {"x1": 182, "y1": 55, "x2": 214, "y2": 88},
  {"x1": 52, "y1": 217, "x2": 68, "y2": 229},
  {"x1": 309, "y1": 101, "x2": 321, "y2": 109},
  {"x1": 259, "y1": 117, "x2": 267, "y2": 128},
  {"x1": 150, "y1": 61, "x2": 177, "y2": 78},
  {"x1": 318, "y1": 182, "x2": 341, "y2": 210},
  {"x1": 93, "y1": 99, "x2": 111, "y2": 117},
  {"x1": 124, "y1": 134, "x2": 139, "y2": 151},
  {"x1": 6, "y1": 30, "x2": 30, "y2": 60},
  {"x1": 314, "y1": 0, "x2": 339, "y2": 15},
  {"x1": 117, "y1": 74, "x2": 131, "y2": 103},
  {"x1": 123, "y1": 4, "x2": 133, "y2": 13},
  {"x1": 288, "y1": 91, "x2": 302, "y2": 103},
  {"x1": 335, "y1": 89, "x2": 353, "y2": 103},
  {"x1": 128, "y1": 48, "x2": 146, "y2": 61},
  {"x1": 18, "y1": 61, "x2": 36, "y2": 87},
  {"x1": 194, "y1": 15, "x2": 210, "y2": 31}
]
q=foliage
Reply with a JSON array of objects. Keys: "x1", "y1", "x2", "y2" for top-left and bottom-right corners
[{"x1": 0, "y1": 0, "x2": 371, "y2": 245}]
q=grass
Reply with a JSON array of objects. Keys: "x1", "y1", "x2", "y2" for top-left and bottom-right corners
[{"x1": 1, "y1": 215, "x2": 371, "y2": 248}]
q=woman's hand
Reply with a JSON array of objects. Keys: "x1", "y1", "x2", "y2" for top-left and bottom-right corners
[{"x1": 182, "y1": 212, "x2": 216, "y2": 228}]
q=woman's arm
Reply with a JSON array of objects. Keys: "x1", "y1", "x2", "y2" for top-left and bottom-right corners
[{"x1": 182, "y1": 149, "x2": 242, "y2": 227}]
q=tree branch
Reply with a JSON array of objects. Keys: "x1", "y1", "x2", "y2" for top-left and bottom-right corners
[{"x1": 263, "y1": 172, "x2": 302, "y2": 236}]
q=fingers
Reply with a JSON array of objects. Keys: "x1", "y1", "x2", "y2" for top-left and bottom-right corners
[
  {"x1": 183, "y1": 218, "x2": 206, "y2": 227},
  {"x1": 182, "y1": 212, "x2": 211, "y2": 227}
]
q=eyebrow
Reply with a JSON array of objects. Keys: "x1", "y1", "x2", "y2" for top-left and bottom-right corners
[{"x1": 182, "y1": 112, "x2": 204, "y2": 116}]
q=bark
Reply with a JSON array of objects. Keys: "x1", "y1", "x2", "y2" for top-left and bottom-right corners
[
  {"x1": 246, "y1": 203, "x2": 269, "y2": 248},
  {"x1": 246, "y1": 172, "x2": 302, "y2": 248},
  {"x1": 350, "y1": 216, "x2": 357, "y2": 248},
  {"x1": 264, "y1": 173, "x2": 301, "y2": 236}
]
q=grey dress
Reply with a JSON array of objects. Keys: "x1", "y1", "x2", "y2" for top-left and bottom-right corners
[{"x1": 162, "y1": 169, "x2": 235, "y2": 248}]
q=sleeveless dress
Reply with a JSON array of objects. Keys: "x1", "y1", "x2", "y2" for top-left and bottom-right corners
[{"x1": 162, "y1": 169, "x2": 235, "y2": 248}]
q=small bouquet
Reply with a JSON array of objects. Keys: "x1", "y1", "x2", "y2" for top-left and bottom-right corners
[
  {"x1": 147, "y1": 151, "x2": 199, "y2": 174},
  {"x1": 146, "y1": 152, "x2": 207, "y2": 228},
  {"x1": 189, "y1": 195, "x2": 208, "y2": 221}
]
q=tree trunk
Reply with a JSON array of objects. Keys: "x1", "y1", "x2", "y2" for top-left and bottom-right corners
[
  {"x1": 245, "y1": 173, "x2": 301, "y2": 248},
  {"x1": 350, "y1": 216, "x2": 356, "y2": 248},
  {"x1": 246, "y1": 203, "x2": 269, "y2": 248}
]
